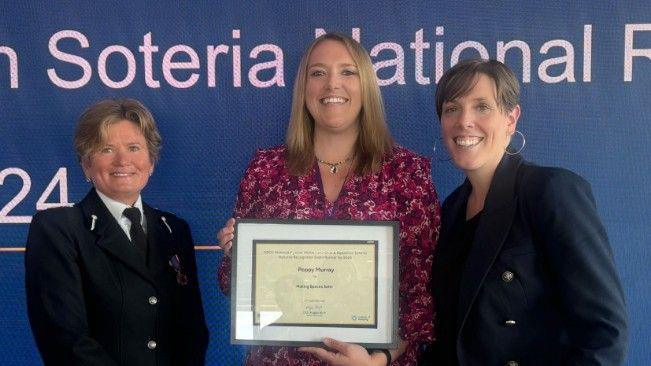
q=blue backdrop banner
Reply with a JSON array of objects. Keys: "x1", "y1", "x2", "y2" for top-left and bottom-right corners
[{"x1": 1, "y1": 1, "x2": 649, "y2": 364}]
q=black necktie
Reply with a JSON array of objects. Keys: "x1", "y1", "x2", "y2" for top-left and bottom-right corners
[{"x1": 123, "y1": 207, "x2": 147, "y2": 258}]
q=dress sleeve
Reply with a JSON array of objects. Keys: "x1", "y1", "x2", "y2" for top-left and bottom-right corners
[
  {"x1": 529, "y1": 170, "x2": 628, "y2": 365},
  {"x1": 394, "y1": 156, "x2": 441, "y2": 361},
  {"x1": 25, "y1": 211, "x2": 119, "y2": 366},
  {"x1": 217, "y1": 151, "x2": 264, "y2": 295}
]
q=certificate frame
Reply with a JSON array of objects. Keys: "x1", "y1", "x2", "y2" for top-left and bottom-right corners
[{"x1": 230, "y1": 219, "x2": 399, "y2": 348}]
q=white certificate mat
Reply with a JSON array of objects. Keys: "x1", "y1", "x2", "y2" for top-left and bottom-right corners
[{"x1": 230, "y1": 219, "x2": 399, "y2": 348}]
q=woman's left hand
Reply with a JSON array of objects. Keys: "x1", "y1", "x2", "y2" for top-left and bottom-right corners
[{"x1": 298, "y1": 337, "x2": 387, "y2": 366}]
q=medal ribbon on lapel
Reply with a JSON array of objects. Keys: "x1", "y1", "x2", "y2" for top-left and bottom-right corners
[{"x1": 168, "y1": 254, "x2": 188, "y2": 285}]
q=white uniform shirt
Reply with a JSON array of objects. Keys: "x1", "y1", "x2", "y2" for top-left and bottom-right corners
[{"x1": 96, "y1": 190, "x2": 147, "y2": 241}]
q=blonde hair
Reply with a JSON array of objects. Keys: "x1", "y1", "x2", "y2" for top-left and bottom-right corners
[
  {"x1": 74, "y1": 98, "x2": 162, "y2": 163},
  {"x1": 285, "y1": 33, "x2": 393, "y2": 176}
]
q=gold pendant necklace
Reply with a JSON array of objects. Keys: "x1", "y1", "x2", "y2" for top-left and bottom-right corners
[{"x1": 315, "y1": 155, "x2": 354, "y2": 174}]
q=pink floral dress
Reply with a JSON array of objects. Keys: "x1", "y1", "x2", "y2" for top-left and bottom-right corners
[{"x1": 218, "y1": 145, "x2": 440, "y2": 366}]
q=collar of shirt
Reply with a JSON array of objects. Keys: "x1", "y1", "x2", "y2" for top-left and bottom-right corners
[{"x1": 95, "y1": 190, "x2": 147, "y2": 239}]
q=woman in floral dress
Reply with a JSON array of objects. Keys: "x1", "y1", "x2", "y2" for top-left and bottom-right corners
[{"x1": 218, "y1": 32, "x2": 440, "y2": 366}]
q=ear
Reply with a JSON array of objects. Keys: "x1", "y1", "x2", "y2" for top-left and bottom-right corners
[
  {"x1": 506, "y1": 104, "x2": 521, "y2": 135},
  {"x1": 81, "y1": 156, "x2": 92, "y2": 178}
]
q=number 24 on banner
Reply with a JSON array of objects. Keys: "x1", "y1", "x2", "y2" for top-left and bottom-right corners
[{"x1": 0, "y1": 167, "x2": 72, "y2": 224}]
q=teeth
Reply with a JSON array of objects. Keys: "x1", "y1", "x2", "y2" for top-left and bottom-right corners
[
  {"x1": 455, "y1": 137, "x2": 483, "y2": 147},
  {"x1": 111, "y1": 173, "x2": 132, "y2": 177},
  {"x1": 321, "y1": 97, "x2": 347, "y2": 104}
]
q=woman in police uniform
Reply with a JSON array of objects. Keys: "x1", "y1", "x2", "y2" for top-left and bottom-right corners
[{"x1": 25, "y1": 99, "x2": 209, "y2": 365}]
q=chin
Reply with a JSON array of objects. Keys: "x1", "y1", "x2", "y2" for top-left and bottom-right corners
[
  {"x1": 320, "y1": 122, "x2": 356, "y2": 133},
  {"x1": 451, "y1": 157, "x2": 482, "y2": 172}
]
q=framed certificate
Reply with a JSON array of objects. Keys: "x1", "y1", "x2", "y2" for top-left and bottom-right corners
[{"x1": 230, "y1": 219, "x2": 399, "y2": 348}]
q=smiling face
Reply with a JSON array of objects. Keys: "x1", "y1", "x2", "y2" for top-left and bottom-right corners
[
  {"x1": 305, "y1": 39, "x2": 362, "y2": 135},
  {"x1": 82, "y1": 120, "x2": 153, "y2": 205},
  {"x1": 441, "y1": 73, "x2": 520, "y2": 178}
]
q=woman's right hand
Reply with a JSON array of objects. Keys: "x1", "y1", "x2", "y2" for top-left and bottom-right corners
[{"x1": 217, "y1": 218, "x2": 235, "y2": 256}]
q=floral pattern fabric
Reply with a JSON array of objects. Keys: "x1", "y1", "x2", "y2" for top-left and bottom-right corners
[{"x1": 218, "y1": 145, "x2": 440, "y2": 366}]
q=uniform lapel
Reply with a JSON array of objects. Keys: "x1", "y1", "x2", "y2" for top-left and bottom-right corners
[
  {"x1": 456, "y1": 154, "x2": 523, "y2": 335},
  {"x1": 78, "y1": 189, "x2": 154, "y2": 284},
  {"x1": 143, "y1": 204, "x2": 174, "y2": 280}
]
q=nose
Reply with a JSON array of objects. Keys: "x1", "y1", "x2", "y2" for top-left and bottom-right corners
[
  {"x1": 326, "y1": 73, "x2": 340, "y2": 90},
  {"x1": 458, "y1": 108, "x2": 474, "y2": 129},
  {"x1": 113, "y1": 147, "x2": 130, "y2": 166}
]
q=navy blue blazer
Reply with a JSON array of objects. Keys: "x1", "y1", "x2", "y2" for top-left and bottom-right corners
[
  {"x1": 25, "y1": 189, "x2": 209, "y2": 366},
  {"x1": 424, "y1": 154, "x2": 627, "y2": 365}
]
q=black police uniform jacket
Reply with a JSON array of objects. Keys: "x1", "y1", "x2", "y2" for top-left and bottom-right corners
[
  {"x1": 25, "y1": 189, "x2": 209, "y2": 366},
  {"x1": 424, "y1": 154, "x2": 628, "y2": 366}
]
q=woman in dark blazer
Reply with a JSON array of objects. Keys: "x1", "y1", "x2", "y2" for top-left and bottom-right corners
[
  {"x1": 25, "y1": 99, "x2": 209, "y2": 366},
  {"x1": 422, "y1": 60, "x2": 627, "y2": 365}
]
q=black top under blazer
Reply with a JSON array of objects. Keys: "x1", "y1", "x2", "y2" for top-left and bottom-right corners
[
  {"x1": 25, "y1": 189, "x2": 209, "y2": 366},
  {"x1": 425, "y1": 154, "x2": 628, "y2": 366}
]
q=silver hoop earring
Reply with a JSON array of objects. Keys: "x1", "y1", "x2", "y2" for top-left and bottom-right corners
[
  {"x1": 433, "y1": 137, "x2": 451, "y2": 162},
  {"x1": 505, "y1": 130, "x2": 526, "y2": 155}
]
